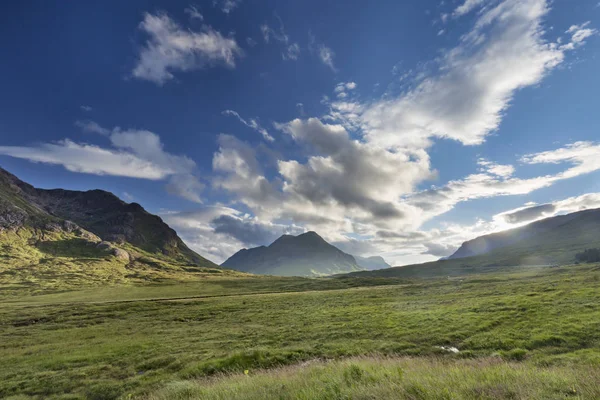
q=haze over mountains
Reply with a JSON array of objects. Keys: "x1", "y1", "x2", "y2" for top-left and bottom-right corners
[{"x1": 222, "y1": 231, "x2": 390, "y2": 276}]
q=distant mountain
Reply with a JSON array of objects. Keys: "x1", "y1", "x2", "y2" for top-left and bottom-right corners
[
  {"x1": 354, "y1": 255, "x2": 391, "y2": 271},
  {"x1": 449, "y1": 211, "x2": 585, "y2": 259},
  {"x1": 0, "y1": 167, "x2": 233, "y2": 293},
  {"x1": 222, "y1": 231, "x2": 364, "y2": 276},
  {"x1": 344, "y1": 208, "x2": 600, "y2": 279}
]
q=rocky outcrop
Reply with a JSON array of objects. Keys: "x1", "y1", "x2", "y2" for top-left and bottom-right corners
[{"x1": 0, "y1": 167, "x2": 216, "y2": 268}]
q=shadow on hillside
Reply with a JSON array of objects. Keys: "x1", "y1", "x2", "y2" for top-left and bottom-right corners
[{"x1": 36, "y1": 238, "x2": 108, "y2": 259}]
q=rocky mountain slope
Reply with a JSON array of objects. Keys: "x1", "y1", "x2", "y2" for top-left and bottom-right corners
[
  {"x1": 222, "y1": 231, "x2": 364, "y2": 276},
  {"x1": 0, "y1": 167, "x2": 234, "y2": 294}
]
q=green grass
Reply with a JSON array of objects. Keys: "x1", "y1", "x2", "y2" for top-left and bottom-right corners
[
  {"x1": 0, "y1": 227, "x2": 248, "y2": 297},
  {"x1": 147, "y1": 356, "x2": 600, "y2": 400},
  {"x1": 2, "y1": 263, "x2": 600, "y2": 398}
]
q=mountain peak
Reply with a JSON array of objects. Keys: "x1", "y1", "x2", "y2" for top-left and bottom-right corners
[{"x1": 223, "y1": 231, "x2": 362, "y2": 277}]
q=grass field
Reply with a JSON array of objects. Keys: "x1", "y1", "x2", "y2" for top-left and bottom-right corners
[
  {"x1": 148, "y1": 356, "x2": 600, "y2": 400},
  {"x1": 2, "y1": 263, "x2": 600, "y2": 399}
]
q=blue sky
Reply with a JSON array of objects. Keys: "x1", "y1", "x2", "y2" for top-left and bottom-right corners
[{"x1": 1, "y1": 0, "x2": 599, "y2": 265}]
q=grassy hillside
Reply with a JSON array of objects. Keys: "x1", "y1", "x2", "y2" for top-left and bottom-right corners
[
  {"x1": 0, "y1": 226, "x2": 244, "y2": 296},
  {"x1": 2, "y1": 263, "x2": 600, "y2": 398},
  {"x1": 0, "y1": 167, "x2": 216, "y2": 268},
  {"x1": 347, "y1": 215, "x2": 600, "y2": 279}
]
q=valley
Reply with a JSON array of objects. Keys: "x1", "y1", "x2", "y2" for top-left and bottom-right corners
[{"x1": 2, "y1": 263, "x2": 600, "y2": 399}]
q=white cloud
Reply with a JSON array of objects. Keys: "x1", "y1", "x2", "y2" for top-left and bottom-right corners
[
  {"x1": 75, "y1": 120, "x2": 110, "y2": 135},
  {"x1": 561, "y1": 22, "x2": 597, "y2": 50},
  {"x1": 123, "y1": 192, "x2": 135, "y2": 202},
  {"x1": 132, "y1": 12, "x2": 242, "y2": 85},
  {"x1": 222, "y1": 109, "x2": 275, "y2": 142},
  {"x1": 165, "y1": 174, "x2": 204, "y2": 203},
  {"x1": 213, "y1": 0, "x2": 241, "y2": 14},
  {"x1": 453, "y1": 0, "x2": 484, "y2": 17},
  {"x1": 283, "y1": 43, "x2": 301, "y2": 60},
  {"x1": 0, "y1": 122, "x2": 204, "y2": 202},
  {"x1": 261, "y1": 15, "x2": 301, "y2": 61},
  {"x1": 0, "y1": 140, "x2": 171, "y2": 179},
  {"x1": 350, "y1": 0, "x2": 587, "y2": 150},
  {"x1": 404, "y1": 142, "x2": 600, "y2": 224},
  {"x1": 477, "y1": 159, "x2": 515, "y2": 178},
  {"x1": 80, "y1": 105, "x2": 92, "y2": 112},
  {"x1": 162, "y1": 205, "x2": 304, "y2": 263},
  {"x1": 335, "y1": 82, "x2": 357, "y2": 92},
  {"x1": 200, "y1": 0, "x2": 597, "y2": 264},
  {"x1": 212, "y1": 134, "x2": 281, "y2": 212},
  {"x1": 184, "y1": 5, "x2": 203, "y2": 20},
  {"x1": 319, "y1": 45, "x2": 336, "y2": 72}
]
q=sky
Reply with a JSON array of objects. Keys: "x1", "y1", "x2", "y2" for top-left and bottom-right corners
[{"x1": 0, "y1": 0, "x2": 599, "y2": 266}]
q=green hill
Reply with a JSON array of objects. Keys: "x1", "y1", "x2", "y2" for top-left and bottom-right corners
[
  {"x1": 345, "y1": 208, "x2": 600, "y2": 279},
  {"x1": 0, "y1": 167, "x2": 241, "y2": 294}
]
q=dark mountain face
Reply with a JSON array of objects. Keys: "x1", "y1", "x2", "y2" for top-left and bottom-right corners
[
  {"x1": 0, "y1": 167, "x2": 212, "y2": 266},
  {"x1": 449, "y1": 210, "x2": 590, "y2": 259},
  {"x1": 222, "y1": 231, "x2": 364, "y2": 276}
]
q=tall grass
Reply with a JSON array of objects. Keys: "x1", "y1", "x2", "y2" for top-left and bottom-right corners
[{"x1": 147, "y1": 356, "x2": 600, "y2": 400}]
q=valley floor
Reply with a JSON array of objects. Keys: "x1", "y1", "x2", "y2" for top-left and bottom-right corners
[{"x1": 1, "y1": 263, "x2": 600, "y2": 399}]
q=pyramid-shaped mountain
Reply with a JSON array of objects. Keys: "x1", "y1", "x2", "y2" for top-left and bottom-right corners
[{"x1": 221, "y1": 231, "x2": 364, "y2": 276}]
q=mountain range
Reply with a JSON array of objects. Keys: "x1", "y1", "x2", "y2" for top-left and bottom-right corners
[
  {"x1": 222, "y1": 231, "x2": 390, "y2": 276},
  {"x1": 2, "y1": 166, "x2": 600, "y2": 286}
]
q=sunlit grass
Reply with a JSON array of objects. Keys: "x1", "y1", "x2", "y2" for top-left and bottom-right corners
[
  {"x1": 1, "y1": 263, "x2": 600, "y2": 398},
  {"x1": 147, "y1": 356, "x2": 600, "y2": 400}
]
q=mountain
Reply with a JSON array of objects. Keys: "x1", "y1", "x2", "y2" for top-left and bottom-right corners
[
  {"x1": 354, "y1": 255, "x2": 391, "y2": 271},
  {"x1": 344, "y1": 208, "x2": 600, "y2": 279},
  {"x1": 222, "y1": 231, "x2": 364, "y2": 276},
  {"x1": 0, "y1": 167, "x2": 234, "y2": 294},
  {"x1": 449, "y1": 211, "x2": 585, "y2": 259}
]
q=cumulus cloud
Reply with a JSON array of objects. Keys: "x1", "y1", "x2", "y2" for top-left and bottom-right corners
[
  {"x1": 212, "y1": 214, "x2": 304, "y2": 247},
  {"x1": 162, "y1": 205, "x2": 303, "y2": 263},
  {"x1": 222, "y1": 110, "x2": 275, "y2": 141},
  {"x1": 563, "y1": 22, "x2": 597, "y2": 49},
  {"x1": 212, "y1": 134, "x2": 281, "y2": 212},
  {"x1": 165, "y1": 174, "x2": 205, "y2": 203},
  {"x1": 275, "y1": 118, "x2": 434, "y2": 223},
  {"x1": 132, "y1": 12, "x2": 242, "y2": 85}
]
